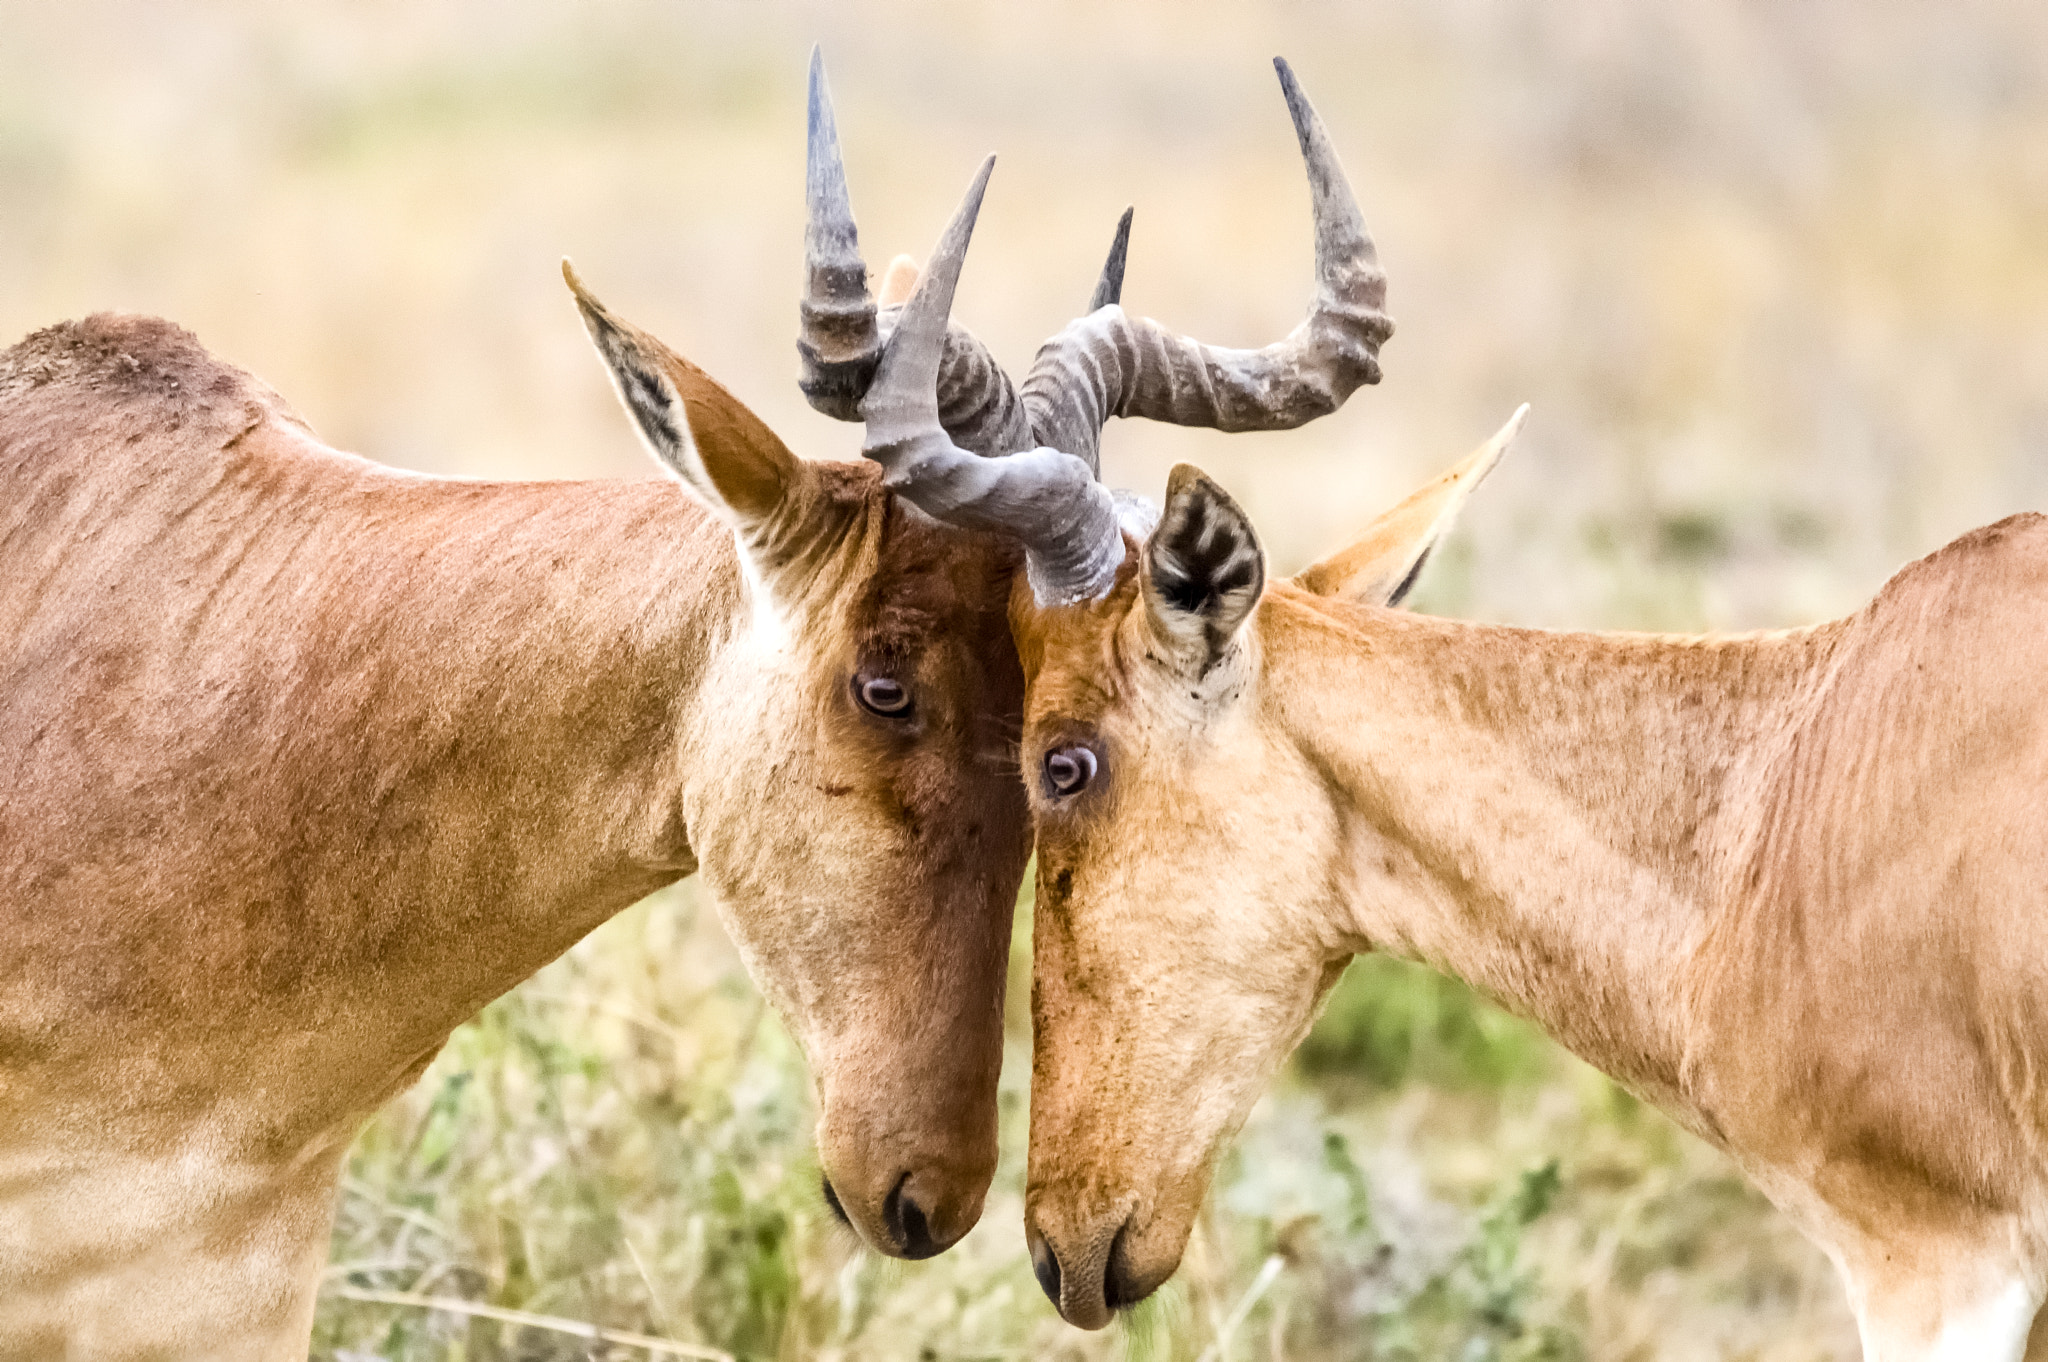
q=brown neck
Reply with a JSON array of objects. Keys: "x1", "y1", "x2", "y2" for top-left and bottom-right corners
[
  {"x1": 264, "y1": 473, "x2": 745, "y2": 1073},
  {"x1": 1267, "y1": 588, "x2": 1844, "y2": 1110},
  {"x1": 10, "y1": 399, "x2": 770, "y2": 1153}
]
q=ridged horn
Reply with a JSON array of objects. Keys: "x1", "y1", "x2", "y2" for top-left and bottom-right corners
[
  {"x1": 861, "y1": 160, "x2": 1124, "y2": 606},
  {"x1": 1014, "y1": 56, "x2": 1393, "y2": 474},
  {"x1": 797, "y1": 46, "x2": 881, "y2": 421}
]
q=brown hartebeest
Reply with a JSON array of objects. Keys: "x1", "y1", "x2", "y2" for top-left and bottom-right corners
[
  {"x1": 980, "y1": 421, "x2": 2048, "y2": 1357},
  {"x1": 0, "y1": 298, "x2": 1023, "y2": 1352},
  {"x1": 0, "y1": 50, "x2": 1391, "y2": 1359}
]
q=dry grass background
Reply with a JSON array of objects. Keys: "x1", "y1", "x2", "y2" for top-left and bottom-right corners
[{"x1": 8, "y1": 1, "x2": 2048, "y2": 1357}]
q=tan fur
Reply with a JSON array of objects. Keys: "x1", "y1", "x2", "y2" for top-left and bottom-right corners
[
  {"x1": 0, "y1": 315, "x2": 1032, "y2": 1357},
  {"x1": 1017, "y1": 444, "x2": 2048, "y2": 1355},
  {"x1": 1294, "y1": 407, "x2": 1520, "y2": 603},
  {"x1": 877, "y1": 255, "x2": 921, "y2": 307}
]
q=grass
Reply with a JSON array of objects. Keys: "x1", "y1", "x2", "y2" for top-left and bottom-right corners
[{"x1": 312, "y1": 878, "x2": 1849, "y2": 1361}]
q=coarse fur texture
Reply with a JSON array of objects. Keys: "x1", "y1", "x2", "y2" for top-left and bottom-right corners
[
  {"x1": 1015, "y1": 427, "x2": 2048, "y2": 1359},
  {"x1": 0, "y1": 312, "x2": 1032, "y2": 1358}
]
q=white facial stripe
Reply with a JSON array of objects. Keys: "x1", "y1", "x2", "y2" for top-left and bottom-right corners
[{"x1": 734, "y1": 527, "x2": 793, "y2": 653}]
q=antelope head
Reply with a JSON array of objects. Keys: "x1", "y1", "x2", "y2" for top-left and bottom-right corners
[
  {"x1": 823, "y1": 56, "x2": 1397, "y2": 1312},
  {"x1": 551, "y1": 53, "x2": 1079, "y2": 1261},
  {"x1": 1014, "y1": 422, "x2": 1520, "y2": 1326}
]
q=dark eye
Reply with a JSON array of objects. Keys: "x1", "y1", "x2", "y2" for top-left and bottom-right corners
[
  {"x1": 1043, "y1": 745, "x2": 1099, "y2": 798},
  {"x1": 855, "y1": 674, "x2": 912, "y2": 718}
]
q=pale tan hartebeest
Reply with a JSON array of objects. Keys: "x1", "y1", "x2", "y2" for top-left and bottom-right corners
[
  {"x1": 981, "y1": 423, "x2": 2048, "y2": 1359},
  {"x1": 0, "y1": 301, "x2": 1037, "y2": 1353},
  {"x1": 838, "y1": 53, "x2": 2048, "y2": 1355},
  {"x1": 0, "y1": 51, "x2": 1043, "y2": 1357}
]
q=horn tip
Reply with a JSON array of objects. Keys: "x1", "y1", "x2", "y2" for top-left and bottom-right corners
[
  {"x1": 1273, "y1": 56, "x2": 1303, "y2": 104},
  {"x1": 806, "y1": 47, "x2": 836, "y2": 152},
  {"x1": 960, "y1": 155, "x2": 998, "y2": 215},
  {"x1": 1275, "y1": 57, "x2": 1317, "y2": 142},
  {"x1": 1089, "y1": 207, "x2": 1135, "y2": 312}
]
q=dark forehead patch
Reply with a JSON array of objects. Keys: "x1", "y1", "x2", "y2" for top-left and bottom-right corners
[{"x1": 861, "y1": 492, "x2": 1021, "y2": 655}]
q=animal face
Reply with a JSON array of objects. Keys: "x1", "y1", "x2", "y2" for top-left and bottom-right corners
[
  {"x1": 572, "y1": 273, "x2": 1031, "y2": 1259},
  {"x1": 684, "y1": 474, "x2": 1030, "y2": 1261},
  {"x1": 1016, "y1": 432, "x2": 1515, "y2": 1325},
  {"x1": 788, "y1": 38, "x2": 1398, "y2": 1289},
  {"x1": 1012, "y1": 503, "x2": 1347, "y2": 1327}
]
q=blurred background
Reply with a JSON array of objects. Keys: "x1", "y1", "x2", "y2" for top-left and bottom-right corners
[{"x1": 8, "y1": 1, "x2": 2048, "y2": 1357}]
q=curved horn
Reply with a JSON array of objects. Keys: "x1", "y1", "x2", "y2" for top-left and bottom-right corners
[
  {"x1": 1018, "y1": 56, "x2": 1393, "y2": 473},
  {"x1": 1277, "y1": 55, "x2": 1384, "y2": 336},
  {"x1": 862, "y1": 160, "x2": 1124, "y2": 606}
]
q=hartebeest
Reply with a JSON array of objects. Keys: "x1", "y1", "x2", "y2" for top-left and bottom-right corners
[
  {"x1": 0, "y1": 256, "x2": 1023, "y2": 1362},
  {"x1": 0, "y1": 52, "x2": 1391, "y2": 1359},
  {"x1": 862, "y1": 65, "x2": 2048, "y2": 1362},
  {"x1": 988, "y1": 426, "x2": 2048, "y2": 1358}
]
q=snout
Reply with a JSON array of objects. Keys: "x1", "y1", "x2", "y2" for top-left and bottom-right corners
[
  {"x1": 812, "y1": 1070, "x2": 1000, "y2": 1260},
  {"x1": 1024, "y1": 1201, "x2": 1180, "y2": 1330},
  {"x1": 819, "y1": 1161, "x2": 987, "y2": 1260}
]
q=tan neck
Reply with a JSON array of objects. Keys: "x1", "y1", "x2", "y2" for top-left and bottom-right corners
[{"x1": 1267, "y1": 587, "x2": 1844, "y2": 1110}]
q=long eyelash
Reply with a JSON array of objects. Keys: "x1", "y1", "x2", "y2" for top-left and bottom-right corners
[
  {"x1": 979, "y1": 739, "x2": 1024, "y2": 777},
  {"x1": 975, "y1": 733, "x2": 1025, "y2": 777}
]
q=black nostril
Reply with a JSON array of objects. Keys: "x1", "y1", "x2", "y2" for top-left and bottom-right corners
[
  {"x1": 1029, "y1": 1233, "x2": 1062, "y2": 1308},
  {"x1": 884, "y1": 1174, "x2": 940, "y2": 1260},
  {"x1": 821, "y1": 1176, "x2": 849, "y2": 1227},
  {"x1": 1102, "y1": 1219, "x2": 1136, "y2": 1311}
]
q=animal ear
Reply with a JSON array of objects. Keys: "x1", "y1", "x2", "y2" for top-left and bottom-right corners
[
  {"x1": 564, "y1": 261, "x2": 810, "y2": 534},
  {"x1": 1142, "y1": 464, "x2": 1266, "y2": 676},
  {"x1": 877, "y1": 254, "x2": 921, "y2": 306},
  {"x1": 1296, "y1": 405, "x2": 1525, "y2": 607}
]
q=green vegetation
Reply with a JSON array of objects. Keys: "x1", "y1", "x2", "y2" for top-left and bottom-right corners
[
  {"x1": 313, "y1": 883, "x2": 1831, "y2": 1360},
  {"x1": 1295, "y1": 957, "x2": 1552, "y2": 1093}
]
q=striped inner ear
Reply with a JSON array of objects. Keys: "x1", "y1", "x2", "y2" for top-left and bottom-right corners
[
  {"x1": 1152, "y1": 504, "x2": 1260, "y2": 615},
  {"x1": 565, "y1": 260, "x2": 806, "y2": 531},
  {"x1": 598, "y1": 319, "x2": 691, "y2": 468},
  {"x1": 1146, "y1": 465, "x2": 1265, "y2": 673}
]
